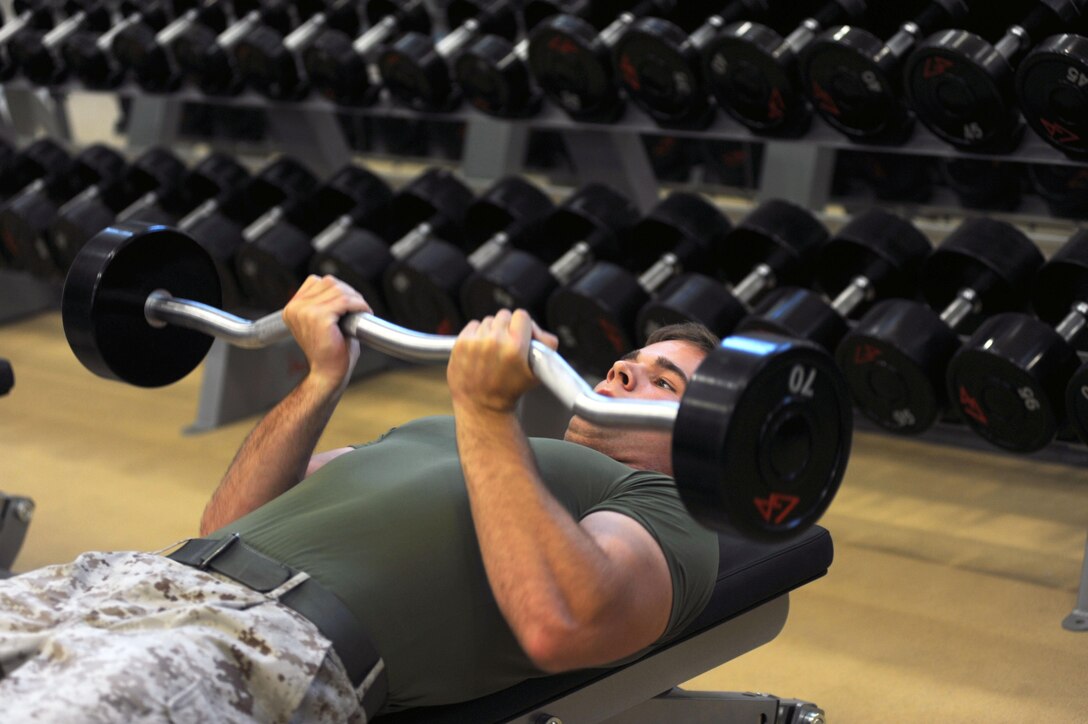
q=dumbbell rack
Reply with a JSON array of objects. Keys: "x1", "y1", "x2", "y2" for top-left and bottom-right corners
[{"x1": 0, "y1": 7, "x2": 1086, "y2": 630}]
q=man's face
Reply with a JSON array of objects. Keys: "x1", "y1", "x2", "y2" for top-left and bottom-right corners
[{"x1": 564, "y1": 339, "x2": 708, "y2": 475}]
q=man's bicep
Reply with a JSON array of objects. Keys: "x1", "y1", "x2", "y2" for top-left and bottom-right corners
[{"x1": 580, "y1": 511, "x2": 674, "y2": 658}]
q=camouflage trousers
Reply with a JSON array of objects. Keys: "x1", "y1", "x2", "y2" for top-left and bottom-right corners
[{"x1": 0, "y1": 550, "x2": 365, "y2": 723}]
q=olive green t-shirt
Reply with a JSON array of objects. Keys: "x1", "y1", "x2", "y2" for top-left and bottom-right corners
[{"x1": 220, "y1": 416, "x2": 719, "y2": 712}]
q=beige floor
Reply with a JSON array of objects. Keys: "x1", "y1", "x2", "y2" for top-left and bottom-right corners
[{"x1": 2, "y1": 310, "x2": 1087, "y2": 723}]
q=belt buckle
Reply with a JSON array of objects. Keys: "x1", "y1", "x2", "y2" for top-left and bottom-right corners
[{"x1": 197, "y1": 532, "x2": 241, "y2": 570}]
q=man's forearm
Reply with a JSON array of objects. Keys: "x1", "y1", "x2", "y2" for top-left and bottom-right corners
[
  {"x1": 200, "y1": 377, "x2": 342, "y2": 535},
  {"x1": 454, "y1": 406, "x2": 625, "y2": 668}
]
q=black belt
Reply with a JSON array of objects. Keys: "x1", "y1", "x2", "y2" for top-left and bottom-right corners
[{"x1": 168, "y1": 534, "x2": 387, "y2": 718}]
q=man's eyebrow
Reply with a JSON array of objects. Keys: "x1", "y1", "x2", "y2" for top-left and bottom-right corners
[{"x1": 653, "y1": 356, "x2": 689, "y2": 386}]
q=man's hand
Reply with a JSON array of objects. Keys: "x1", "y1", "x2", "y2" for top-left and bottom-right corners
[
  {"x1": 283, "y1": 275, "x2": 371, "y2": 394},
  {"x1": 447, "y1": 309, "x2": 559, "y2": 414}
]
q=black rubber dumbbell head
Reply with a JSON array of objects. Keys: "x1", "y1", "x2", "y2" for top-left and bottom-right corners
[{"x1": 1016, "y1": 33, "x2": 1088, "y2": 159}]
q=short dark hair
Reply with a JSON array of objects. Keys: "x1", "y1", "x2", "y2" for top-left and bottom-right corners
[{"x1": 644, "y1": 322, "x2": 719, "y2": 356}]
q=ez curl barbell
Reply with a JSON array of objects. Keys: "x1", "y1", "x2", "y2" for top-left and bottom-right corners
[{"x1": 62, "y1": 221, "x2": 853, "y2": 541}]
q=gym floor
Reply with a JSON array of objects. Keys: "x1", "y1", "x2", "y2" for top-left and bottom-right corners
[{"x1": 1, "y1": 311, "x2": 1085, "y2": 723}]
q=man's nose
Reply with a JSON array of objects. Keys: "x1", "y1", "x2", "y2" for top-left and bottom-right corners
[{"x1": 606, "y1": 360, "x2": 637, "y2": 391}]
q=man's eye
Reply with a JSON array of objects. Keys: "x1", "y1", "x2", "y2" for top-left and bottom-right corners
[{"x1": 655, "y1": 378, "x2": 675, "y2": 391}]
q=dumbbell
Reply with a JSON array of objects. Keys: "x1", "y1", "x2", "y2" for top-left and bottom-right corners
[
  {"x1": 233, "y1": 164, "x2": 393, "y2": 310},
  {"x1": 946, "y1": 229, "x2": 1088, "y2": 452},
  {"x1": 636, "y1": 199, "x2": 830, "y2": 342},
  {"x1": 904, "y1": 0, "x2": 1087, "y2": 151},
  {"x1": 459, "y1": 183, "x2": 640, "y2": 324},
  {"x1": 1016, "y1": 30, "x2": 1088, "y2": 158},
  {"x1": 49, "y1": 147, "x2": 188, "y2": 273},
  {"x1": 16, "y1": 0, "x2": 115, "y2": 85},
  {"x1": 1027, "y1": 163, "x2": 1088, "y2": 217},
  {"x1": 0, "y1": 139, "x2": 73, "y2": 268},
  {"x1": 377, "y1": 0, "x2": 518, "y2": 112},
  {"x1": 382, "y1": 176, "x2": 554, "y2": 334},
  {"x1": 737, "y1": 210, "x2": 931, "y2": 355},
  {"x1": 64, "y1": 220, "x2": 854, "y2": 540},
  {"x1": 175, "y1": 0, "x2": 324, "y2": 96},
  {"x1": 699, "y1": 139, "x2": 763, "y2": 189},
  {"x1": 836, "y1": 217, "x2": 1044, "y2": 436},
  {"x1": 232, "y1": 0, "x2": 364, "y2": 100},
  {"x1": 0, "y1": 144, "x2": 128, "y2": 277},
  {"x1": 454, "y1": 0, "x2": 621, "y2": 118},
  {"x1": 64, "y1": 0, "x2": 195, "y2": 90},
  {"x1": 115, "y1": 152, "x2": 251, "y2": 227},
  {"x1": 701, "y1": 0, "x2": 872, "y2": 136},
  {"x1": 175, "y1": 156, "x2": 318, "y2": 309},
  {"x1": 547, "y1": 192, "x2": 732, "y2": 375},
  {"x1": 302, "y1": 0, "x2": 432, "y2": 107},
  {"x1": 611, "y1": 0, "x2": 778, "y2": 128},
  {"x1": 0, "y1": 1, "x2": 64, "y2": 81},
  {"x1": 110, "y1": 0, "x2": 236, "y2": 93},
  {"x1": 527, "y1": 0, "x2": 690, "y2": 122},
  {"x1": 307, "y1": 168, "x2": 475, "y2": 320},
  {"x1": 800, "y1": 0, "x2": 972, "y2": 143}
]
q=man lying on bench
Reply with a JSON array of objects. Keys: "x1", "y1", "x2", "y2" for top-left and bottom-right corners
[{"x1": 1, "y1": 276, "x2": 788, "y2": 721}]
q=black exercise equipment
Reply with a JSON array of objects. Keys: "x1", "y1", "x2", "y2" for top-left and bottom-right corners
[
  {"x1": 904, "y1": 0, "x2": 1087, "y2": 151},
  {"x1": 1064, "y1": 347, "x2": 1088, "y2": 446},
  {"x1": 175, "y1": 155, "x2": 318, "y2": 309},
  {"x1": 636, "y1": 199, "x2": 829, "y2": 343},
  {"x1": 234, "y1": 163, "x2": 393, "y2": 310},
  {"x1": 306, "y1": 168, "x2": 475, "y2": 320},
  {"x1": 15, "y1": 0, "x2": 115, "y2": 85},
  {"x1": 0, "y1": 1, "x2": 64, "y2": 81},
  {"x1": 174, "y1": 0, "x2": 324, "y2": 96},
  {"x1": 939, "y1": 158, "x2": 1024, "y2": 212},
  {"x1": 453, "y1": 0, "x2": 599, "y2": 118},
  {"x1": 302, "y1": 0, "x2": 433, "y2": 107},
  {"x1": 378, "y1": 0, "x2": 518, "y2": 112},
  {"x1": 800, "y1": 0, "x2": 971, "y2": 143},
  {"x1": 49, "y1": 147, "x2": 188, "y2": 272},
  {"x1": 232, "y1": 0, "x2": 364, "y2": 100},
  {"x1": 738, "y1": 209, "x2": 930, "y2": 353},
  {"x1": 0, "y1": 357, "x2": 11, "y2": 396},
  {"x1": 612, "y1": 0, "x2": 777, "y2": 128},
  {"x1": 836, "y1": 217, "x2": 1044, "y2": 436},
  {"x1": 0, "y1": 144, "x2": 127, "y2": 277},
  {"x1": 62, "y1": 220, "x2": 853, "y2": 540},
  {"x1": 833, "y1": 151, "x2": 935, "y2": 203},
  {"x1": 65, "y1": 0, "x2": 195, "y2": 90},
  {"x1": 382, "y1": 176, "x2": 554, "y2": 334},
  {"x1": 701, "y1": 0, "x2": 873, "y2": 136},
  {"x1": 1027, "y1": 163, "x2": 1088, "y2": 217},
  {"x1": 110, "y1": 0, "x2": 236, "y2": 93},
  {"x1": 115, "y1": 151, "x2": 250, "y2": 226},
  {"x1": 459, "y1": 182, "x2": 639, "y2": 324},
  {"x1": 1017, "y1": 30, "x2": 1088, "y2": 158},
  {"x1": 946, "y1": 229, "x2": 1088, "y2": 452},
  {"x1": 0, "y1": 138, "x2": 72, "y2": 212},
  {"x1": 527, "y1": 0, "x2": 688, "y2": 122},
  {"x1": 547, "y1": 192, "x2": 732, "y2": 375}
]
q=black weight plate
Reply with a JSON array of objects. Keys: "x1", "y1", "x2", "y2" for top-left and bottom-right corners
[
  {"x1": 1027, "y1": 163, "x2": 1088, "y2": 218},
  {"x1": 635, "y1": 272, "x2": 747, "y2": 343},
  {"x1": 302, "y1": 28, "x2": 374, "y2": 105},
  {"x1": 1064, "y1": 361, "x2": 1088, "y2": 445},
  {"x1": 235, "y1": 221, "x2": 312, "y2": 311},
  {"x1": 383, "y1": 240, "x2": 471, "y2": 334},
  {"x1": 835, "y1": 299, "x2": 960, "y2": 434},
  {"x1": 948, "y1": 313, "x2": 1079, "y2": 452},
  {"x1": 67, "y1": 30, "x2": 124, "y2": 89},
  {"x1": 715, "y1": 199, "x2": 828, "y2": 286},
  {"x1": 379, "y1": 32, "x2": 458, "y2": 112},
  {"x1": 803, "y1": 27, "x2": 910, "y2": 141},
  {"x1": 673, "y1": 332, "x2": 851, "y2": 539},
  {"x1": 904, "y1": 29, "x2": 1020, "y2": 150},
  {"x1": 309, "y1": 226, "x2": 393, "y2": 320},
  {"x1": 460, "y1": 248, "x2": 557, "y2": 321},
  {"x1": 0, "y1": 188, "x2": 61, "y2": 277},
  {"x1": 49, "y1": 193, "x2": 116, "y2": 272},
  {"x1": 817, "y1": 208, "x2": 930, "y2": 301},
  {"x1": 179, "y1": 207, "x2": 248, "y2": 311},
  {"x1": 1016, "y1": 33, "x2": 1088, "y2": 159},
  {"x1": 527, "y1": 14, "x2": 622, "y2": 121},
  {"x1": 62, "y1": 223, "x2": 222, "y2": 387},
  {"x1": 455, "y1": 35, "x2": 539, "y2": 118},
  {"x1": 738, "y1": 286, "x2": 849, "y2": 352},
  {"x1": 1034, "y1": 229, "x2": 1088, "y2": 324},
  {"x1": 234, "y1": 25, "x2": 302, "y2": 100},
  {"x1": 702, "y1": 22, "x2": 810, "y2": 135},
  {"x1": 546, "y1": 261, "x2": 646, "y2": 375},
  {"x1": 613, "y1": 17, "x2": 712, "y2": 128}
]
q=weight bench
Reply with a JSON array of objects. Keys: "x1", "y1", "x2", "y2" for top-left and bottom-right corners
[{"x1": 378, "y1": 524, "x2": 833, "y2": 724}]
